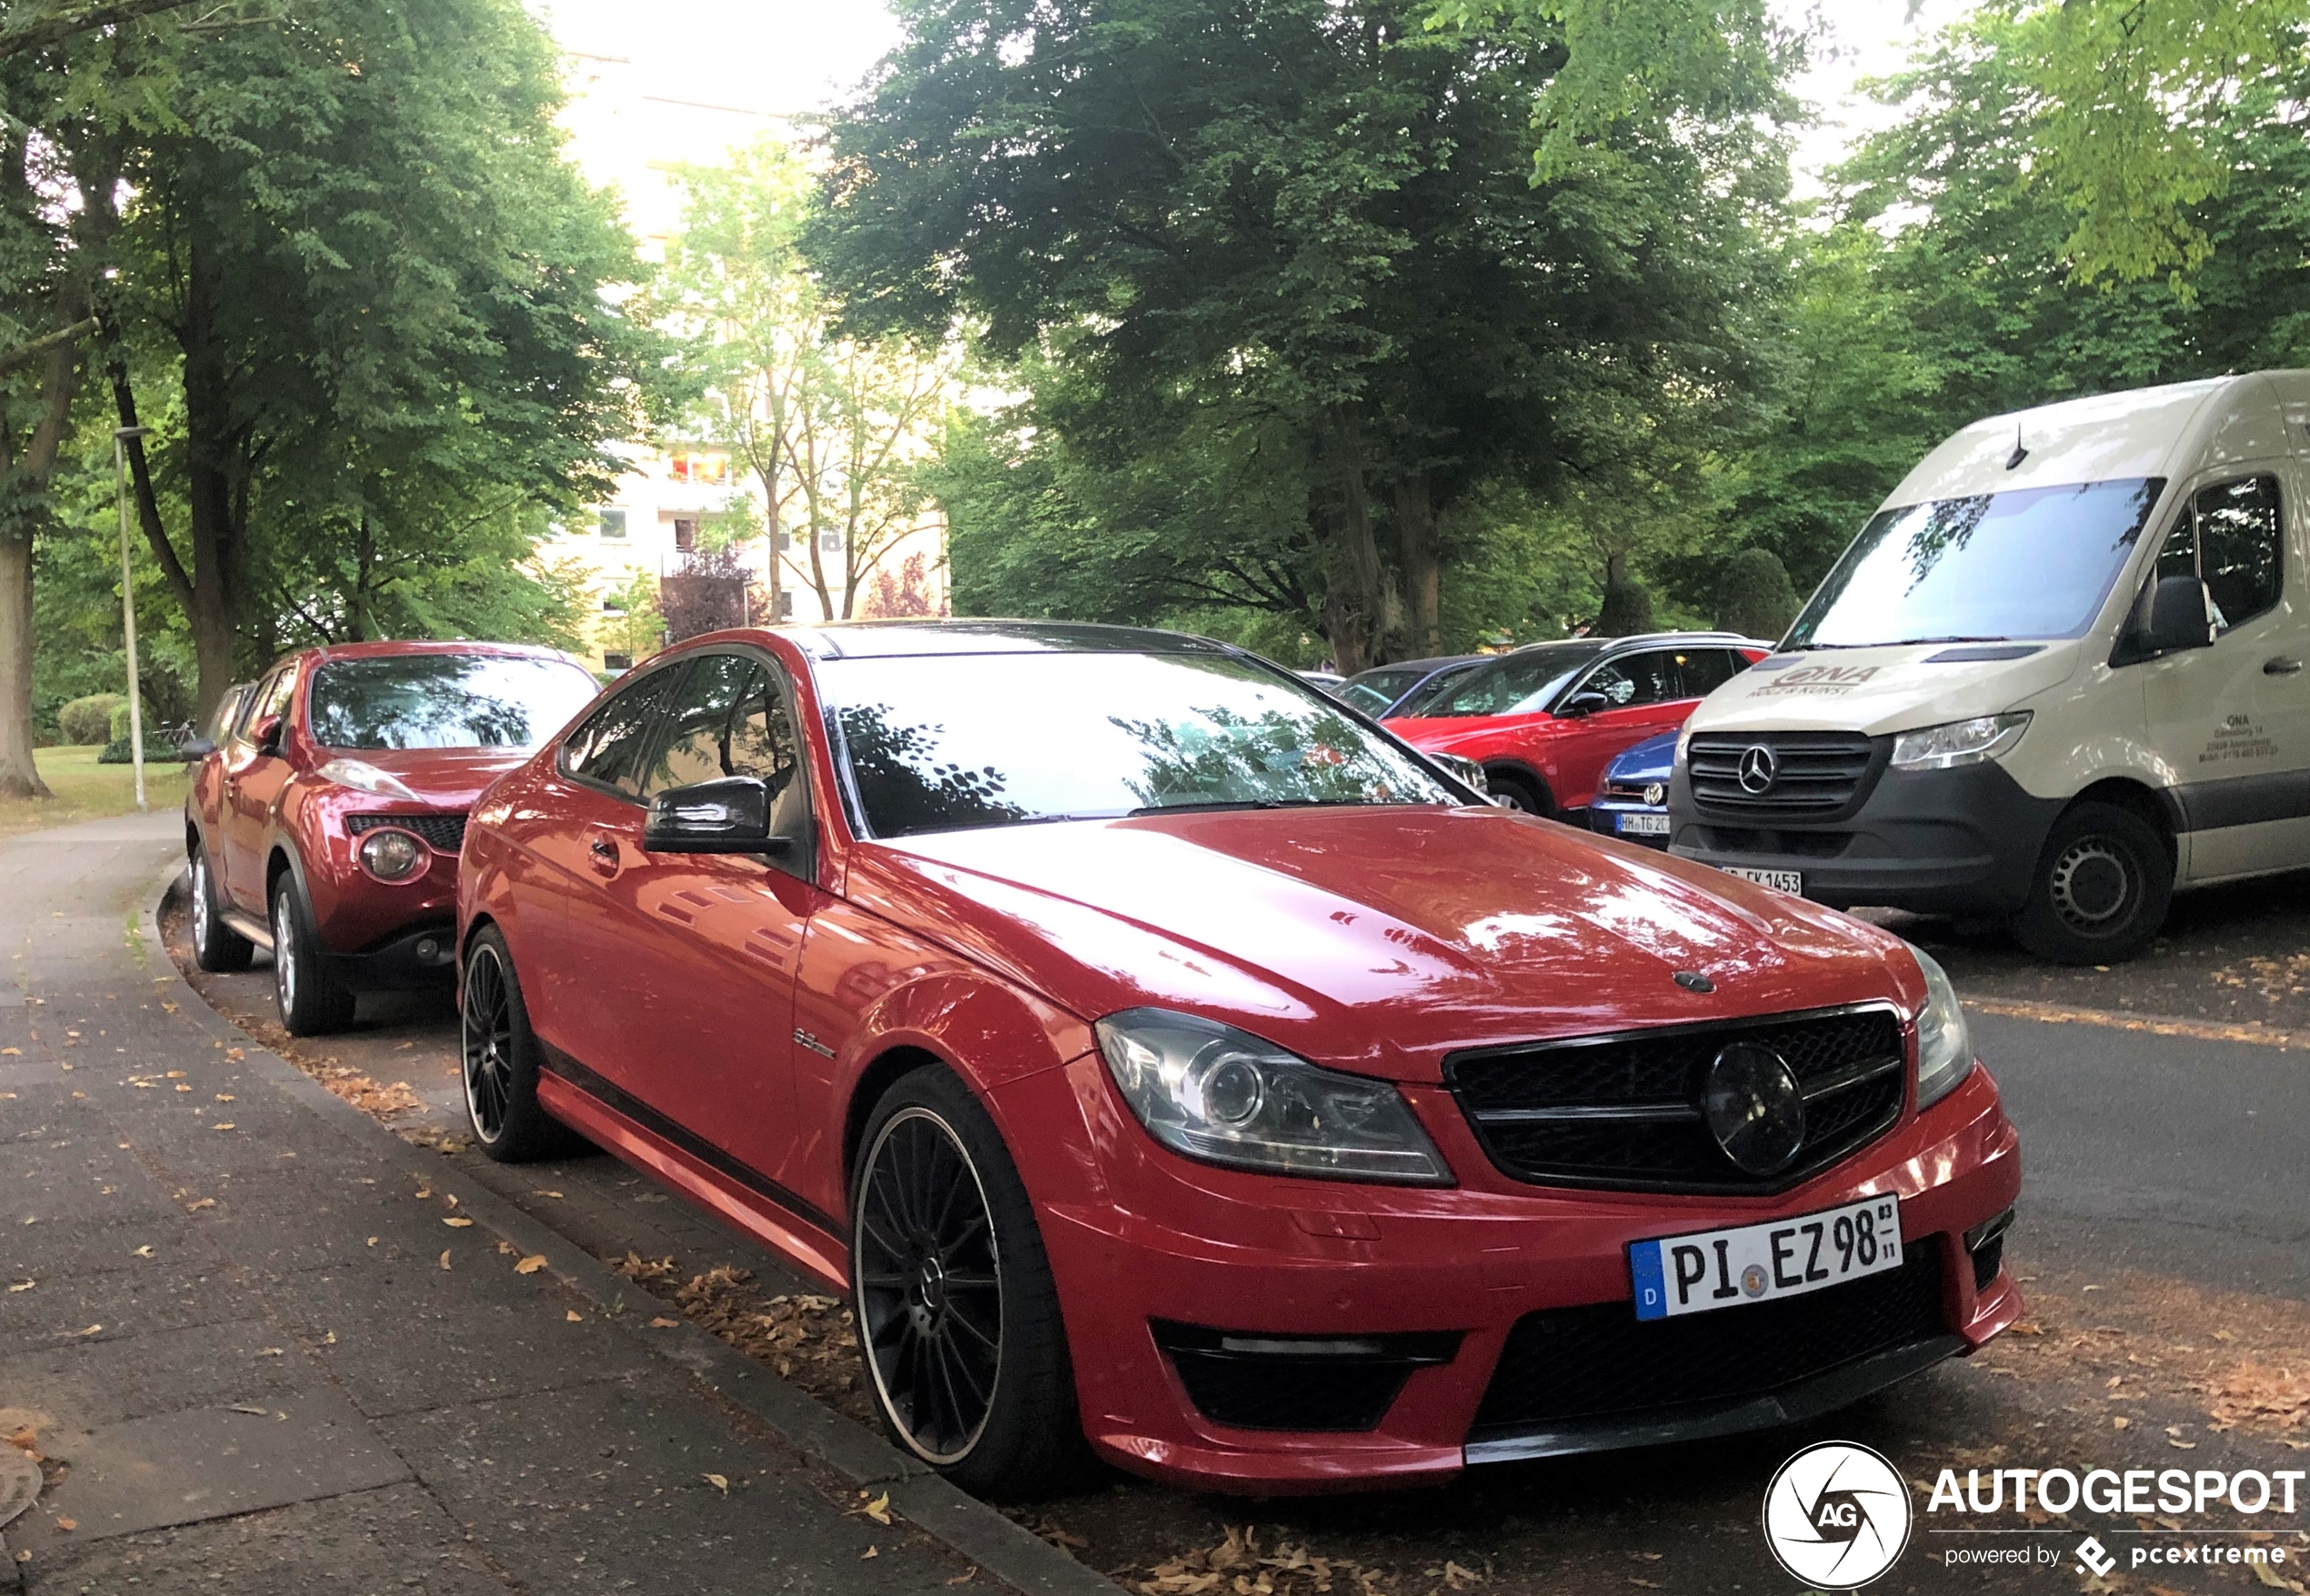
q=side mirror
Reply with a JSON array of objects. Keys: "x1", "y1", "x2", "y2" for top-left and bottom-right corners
[
  {"x1": 645, "y1": 776, "x2": 791, "y2": 856},
  {"x1": 2140, "y1": 575, "x2": 2215, "y2": 656},
  {"x1": 251, "y1": 716, "x2": 285, "y2": 758},
  {"x1": 1559, "y1": 691, "x2": 1609, "y2": 718},
  {"x1": 180, "y1": 736, "x2": 217, "y2": 759}
]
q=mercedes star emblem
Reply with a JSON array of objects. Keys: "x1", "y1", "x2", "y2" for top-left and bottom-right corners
[
  {"x1": 1702, "y1": 1041, "x2": 1807, "y2": 1176},
  {"x1": 1737, "y1": 743, "x2": 1779, "y2": 795}
]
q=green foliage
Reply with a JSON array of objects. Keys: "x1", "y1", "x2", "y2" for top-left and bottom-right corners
[
  {"x1": 55, "y1": 692, "x2": 121, "y2": 745},
  {"x1": 1713, "y1": 547, "x2": 1797, "y2": 640}
]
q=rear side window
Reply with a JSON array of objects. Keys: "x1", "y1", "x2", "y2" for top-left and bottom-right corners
[
  {"x1": 1573, "y1": 649, "x2": 1683, "y2": 709},
  {"x1": 1675, "y1": 649, "x2": 1748, "y2": 698},
  {"x1": 1340, "y1": 669, "x2": 1417, "y2": 716},
  {"x1": 2156, "y1": 475, "x2": 2284, "y2": 633},
  {"x1": 563, "y1": 667, "x2": 679, "y2": 799}
]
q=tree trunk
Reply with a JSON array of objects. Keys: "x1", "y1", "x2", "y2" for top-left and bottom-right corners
[
  {"x1": 179, "y1": 239, "x2": 251, "y2": 721},
  {"x1": 1393, "y1": 476, "x2": 1441, "y2": 657},
  {"x1": 0, "y1": 332, "x2": 87, "y2": 799},
  {"x1": 1311, "y1": 420, "x2": 1392, "y2": 674}
]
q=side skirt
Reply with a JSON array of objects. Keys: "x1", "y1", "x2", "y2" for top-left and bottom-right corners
[{"x1": 535, "y1": 1049, "x2": 849, "y2": 1294}]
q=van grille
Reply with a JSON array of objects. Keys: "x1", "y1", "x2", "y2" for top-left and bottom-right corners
[{"x1": 1687, "y1": 732, "x2": 1883, "y2": 819}]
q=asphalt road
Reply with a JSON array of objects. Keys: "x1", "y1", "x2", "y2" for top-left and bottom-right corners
[{"x1": 133, "y1": 828, "x2": 2310, "y2": 1592}]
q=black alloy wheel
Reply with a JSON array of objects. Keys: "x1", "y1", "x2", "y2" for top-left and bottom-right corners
[
  {"x1": 2011, "y1": 799, "x2": 2173, "y2": 965},
  {"x1": 849, "y1": 1067, "x2": 1088, "y2": 1498},
  {"x1": 457, "y1": 927, "x2": 572, "y2": 1163}
]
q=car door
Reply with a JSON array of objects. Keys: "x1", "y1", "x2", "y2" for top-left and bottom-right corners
[
  {"x1": 516, "y1": 660, "x2": 684, "y2": 1089},
  {"x1": 616, "y1": 648, "x2": 824, "y2": 1182},
  {"x1": 2139, "y1": 471, "x2": 2310, "y2": 879},
  {"x1": 1553, "y1": 648, "x2": 1691, "y2": 808},
  {"x1": 219, "y1": 666, "x2": 298, "y2": 913}
]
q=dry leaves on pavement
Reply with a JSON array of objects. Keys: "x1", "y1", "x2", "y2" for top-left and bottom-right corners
[
  {"x1": 2210, "y1": 1363, "x2": 2310, "y2": 1433},
  {"x1": 1133, "y1": 1526, "x2": 1401, "y2": 1596}
]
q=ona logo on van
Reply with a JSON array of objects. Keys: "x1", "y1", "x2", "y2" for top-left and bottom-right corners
[{"x1": 1753, "y1": 665, "x2": 1883, "y2": 698}]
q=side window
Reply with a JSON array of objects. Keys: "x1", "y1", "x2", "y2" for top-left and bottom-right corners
[
  {"x1": 1578, "y1": 650, "x2": 1682, "y2": 710},
  {"x1": 1676, "y1": 649, "x2": 1746, "y2": 698},
  {"x1": 563, "y1": 666, "x2": 680, "y2": 799},
  {"x1": 2160, "y1": 475, "x2": 2284, "y2": 634},
  {"x1": 730, "y1": 664, "x2": 810, "y2": 840},
  {"x1": 245, "y1": 669, "x2": 296, "y2": 740},
  {"x1": 638, "y1": 653, "x2": 811, "y2": 841}
]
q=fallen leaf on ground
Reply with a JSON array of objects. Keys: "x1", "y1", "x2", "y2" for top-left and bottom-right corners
[
  {"x1": 185, "y1": 1198, "x2": 215, "y2": 1211},
  {"x1": 131, "y1": 1245, "x2": 153, "y2": 1259},
  {"x1": 225, "y1": 1048, "x2": 243, "y2": 1061},
  {"x1": 565, "y1": 1310, "x2": 581, "y2": 1321},
  {"x1": 211, "y1": 1122, "x2": 235, "y2": 1130},
  {"x1": 174, "y1": 1083, "x2": 190, "y2": 1092},
  {"x1": 256, "y1": 1347, "x2": 282, "y2": 1357},
  {"x1": 2252, "y1": 1563, "x2": 2294, "y2": 1590},
  {"x1": 861, "y1": 1546, "x2": 878, "y2": 1560},
  {"x1": 945, "y1": 1571, "x2": 976, "y2": 1586},
  {"x1": 72, "y1": 1325, "x2": 101, "y2": 1337},
  {"x1": 442, "y1": 1217, "x2": 474, "y2": 1229},
  {"x1": 648, "y1": 1317, "x2": 679, "y2": 1329},
  {"x1": 438, "y1": 1250, "x2": 452, "y2": 1270},
  {"x1": 54, "y1": 1518, "x2": 75, "y2": 1531},
  {"x1": 5, "y1": 1282, "x2": 30, "y2": 1293},
  {"x1": 215, "y1": 1094, "x2": 233, "y2": 1101},
  {"x1": 705, "y1": 1472, "x2": 728, "y2": 1494},
  {"x1": 515, "y1": 1255, "x2": 547, "y2": 1275},
  {"x1": 2211, "y1": 1363, "x2": 2310, "y2": 1433},
  {"x1": 2113, "y1": 1416, "x2": 2130, "y2": 1430},
  {"x1": 860, "y1": 1491, "x2": 891, "y2": 1525}
]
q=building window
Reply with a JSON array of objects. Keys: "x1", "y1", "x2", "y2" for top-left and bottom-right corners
[
  {"x1": 602, "y1": 652, "x2": 633, "y2": 672},
  {"x1": 601, "y1": 594, "x2": 625, "y2": 614},
  {"x1": 819, "y1": 529, "x2": 842, "y2": 554},
  {"x1": 775, "y1": 590, "x2": 795, "y2": 620},
  {"x1": 668, "y1": 447, "x2": 729, "y2": 486},
  {"x1": 673, "y1": 517, "x2": 698, "y2": 551},
  {"x1": 598, "y1": 509, "x2": 627, "y2": 539},
  {"x1": 775, "y1": 531, "x2": 794, "y2": 552}
]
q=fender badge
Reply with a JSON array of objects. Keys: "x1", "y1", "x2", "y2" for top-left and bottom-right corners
[{"x1": 1673, "y1": 970, "x2": 1715, "y2": 994}]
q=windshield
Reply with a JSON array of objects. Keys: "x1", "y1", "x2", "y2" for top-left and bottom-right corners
[
  {"x1": 308, "y1": 655, "x2": 600, "y2": 751},
  {"x1": 817, "y1": 651, "x2": 1462, "y2": 838},
  {"x1": 1339, "y1": 668, "x2": 1420, "y2": 716},
  {"x1": 1412, "y1": 642, "x2": 1605, "y2": 718},
  {"x1": 1789, "y1": 478, "x2": 2164, "y2": 648}
]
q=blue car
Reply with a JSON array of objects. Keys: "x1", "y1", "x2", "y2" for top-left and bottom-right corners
[{"x1": 1587, "y1": 728, "x2": 1677, "y2": 848}]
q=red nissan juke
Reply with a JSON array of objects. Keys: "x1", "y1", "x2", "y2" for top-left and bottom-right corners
[
  {"x1": 455, "y1": 621, "x2": 2021, "y2": 1499},
  {"x1": 185, "y1": 640, "x2": 600, "y2": 1035}
]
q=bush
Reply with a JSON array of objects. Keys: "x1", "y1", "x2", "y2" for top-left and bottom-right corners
[
  {"x1": 57, "y1": 694, "x2": 125, "y2": 746},
  {"x1": 108, "y1": 701, "x2": 135, "y2": 743},
  {"x1": 1716, "y1": 547, "x2": 1801, "y2": 641},
  {"x1": 1594, "y1": 578, "x2": 1655, "y2": 637}
]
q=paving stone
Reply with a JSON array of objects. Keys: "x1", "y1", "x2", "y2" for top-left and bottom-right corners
[{"x1": 0, "y1": 1317, "x2": 332, "y2": 1431}]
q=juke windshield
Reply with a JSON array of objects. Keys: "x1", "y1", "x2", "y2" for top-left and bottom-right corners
[
  {"x1": 309, "y1": 655, "x2": 599, "y2": 751},
  {"x1": 1787, "y1": 477, "x2": 2164, "y2": 648},
  {"x1": 819, "y1": 650, "x2": 1462, "y2": 838}
]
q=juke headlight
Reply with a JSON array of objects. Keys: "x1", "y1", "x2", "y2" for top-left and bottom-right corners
[
  {"x1": 357, "y1": 828, "x2": 427, "y2": 882},
  {"x1": 1909, "y1": 944, "x2": 1975, "y2": 1109},
  {"x1": 1095, "y1": 1009, "x2": 1452, "y2": 1186}
]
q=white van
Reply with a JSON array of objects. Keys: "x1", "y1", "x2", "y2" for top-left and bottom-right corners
[{"x1": 1668, "y1": 371, "x2": 2310, "y2": 963}]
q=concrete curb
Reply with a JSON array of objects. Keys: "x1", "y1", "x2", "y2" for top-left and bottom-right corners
[{"x1": 139, "y1": 864, "x2": 1117, "y2": 1596}]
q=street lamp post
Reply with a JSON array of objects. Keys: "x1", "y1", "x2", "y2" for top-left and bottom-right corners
[{"x1": 113, "y1": 426, "x2": 152, "y2": 812}]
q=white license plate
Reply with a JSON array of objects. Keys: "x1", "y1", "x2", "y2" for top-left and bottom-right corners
[
  {"x1": 1617, "y1": 812, "x2": 1670, "y2": 836},
  {"x1": 1629, "y1": 1194, "x2": 1902, "y2": 1321},
  {"x1": 1721, "y1": 865, "x2": 1803, "y2": 894}
]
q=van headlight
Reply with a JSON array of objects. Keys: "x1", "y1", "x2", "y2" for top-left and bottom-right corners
[
  {"x1": 1909, "y1": 945, "x2": 1974, "y2": 1109},
  {"x1": 1095, "y1": 1009, "x2": 1451, "y2": 1185},
  {"x1": 1889, "y1": 712, "x2": 2030, "y2": 771}
]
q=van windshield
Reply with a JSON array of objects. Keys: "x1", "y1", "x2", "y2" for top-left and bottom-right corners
[{"x1": 1787, "y1": 478, "x2": 2164, "y2": 648}]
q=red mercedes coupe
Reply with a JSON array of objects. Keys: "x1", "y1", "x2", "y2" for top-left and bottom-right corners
[
  {"x1": 1386, "y1": 632, "x2": 1770, "y2": 818},
  {"x1": 185, "y1": 640, "x2": 601, "y2": 1035},
  {"x1": 455, "y1": 622, "x2": 2020, "y2": 1498}
]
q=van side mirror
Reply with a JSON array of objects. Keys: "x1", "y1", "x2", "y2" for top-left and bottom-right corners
[
  {"x1": 2137, "y1": 575, "x2": 2215, "y2": 657},
  {"x1": 644, "y1": 776, "x2": 792, "y2": 855},
  {"x1": 1559, "y1": 691, "x2": 1609, "y2": 718}
]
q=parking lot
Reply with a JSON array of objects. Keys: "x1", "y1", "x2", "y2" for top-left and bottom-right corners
[{"x1": 156, "y1": 866, "x2": 2310, "y2": 1594}]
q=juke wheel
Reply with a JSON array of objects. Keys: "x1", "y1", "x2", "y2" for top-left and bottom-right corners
[
  {"x1": 850, "y1": 1066, "x2": 1089, "y2": 1499},
  {"x1": 271, "y1": 874, "x2": 357, "y2": 1036},
  {"x1": 459, "y1": 928, "x2": 575, "y2": 1163},
  {"x1": 187, "y1": 842, "x2": 253, "y2": 972},
  {"x1": 2011, "y1": 800, "x2": 2173, "y2": 965}
]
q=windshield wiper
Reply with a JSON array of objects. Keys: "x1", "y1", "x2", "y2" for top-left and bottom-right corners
[
  {"x1": 1127, "y1": 798, "x2": 1377, "y2": 817},
  {"x1": 1894, "y1": 636, "x2": 2012, "y2": 646}
]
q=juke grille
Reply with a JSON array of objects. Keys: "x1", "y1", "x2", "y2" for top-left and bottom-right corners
[{"x1": 346, "y1": 812, "x2": 468, "y2": 853}]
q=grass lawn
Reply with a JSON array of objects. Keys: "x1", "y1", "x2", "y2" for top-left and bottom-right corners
[{"x1": 0, "y1": 745, "x2": 189, "y2": 840}]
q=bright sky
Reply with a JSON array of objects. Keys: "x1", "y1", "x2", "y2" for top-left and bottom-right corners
[{"x1": 531, "y1": 0, "x2": 1977, "y2": 189}]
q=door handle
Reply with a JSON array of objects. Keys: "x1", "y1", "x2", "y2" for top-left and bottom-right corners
[
  {"x1": 2265, "y1": 657, "x2": 2304, "y2": 676},
  {"x1": 588, "y1": 838, "x2": 619, "y2": 874}
]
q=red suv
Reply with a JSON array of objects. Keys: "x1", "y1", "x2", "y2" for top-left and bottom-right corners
[
  {"x1": 1386, "y1": 633, "x2": 1769, "y2": 817},
  {"x1": 185, "y1": 640, "x2": 600, "y2": 1035},
  {"x1": 456, "y1": 622, "x2": 2020, "y2": 1499}
]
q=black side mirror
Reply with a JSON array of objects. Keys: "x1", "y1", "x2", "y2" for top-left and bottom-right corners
[
  {"x1": 252, "y1": 715, "x2": 285, "y2": 758},
  {"x1": 2140, "y1": 575, "x2": 2215, "y2": 656},
  {"x1": 645, "y1": 776, "x2": 790, "y2": 855},
  {"x1": 180, "y1": 736, "x2": 217, "y2": 759},
  {"x1": 1559, "y1": 691, "x2": 1609, "y2": 718}
]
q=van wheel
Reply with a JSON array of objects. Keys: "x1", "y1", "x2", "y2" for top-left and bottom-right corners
[
  {"x1": 1486, "y1": 771, "x2": 1548, "y2": 815},
  {"x1": 188, "y1": 842, "x2": 253, "y2": 972},
  {"x1": 2011, "y1": 801, "x2": 2173, "y2": 965},
  {"x1": 271, "y1": 873, "x2": 358, "y2": 1035}
]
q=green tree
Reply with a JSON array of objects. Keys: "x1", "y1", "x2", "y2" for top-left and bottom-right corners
[{"x1": 811, "y1": 0, "x2": 1793, "y2": 671}]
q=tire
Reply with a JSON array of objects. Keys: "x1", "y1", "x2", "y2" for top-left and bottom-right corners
[
  {"x1": 2011, "y1": 800, "x2": 2174, "y2": 965},
  {"x1": 1486, "y1": 769, "x2": 1548, "y2": 815},
  {"x1": 270, "y1": 871, "x2": 357, "y2": 1036},
  {"x1": 849, "y1": 1065, "x2": 1090, "y2": 1500},
  {"x1": 187, "y1": 841, "x2": 253, "y2": 973},
  {"x1": 458, "y1": 928, "x2": 577, "y2": 1162}
]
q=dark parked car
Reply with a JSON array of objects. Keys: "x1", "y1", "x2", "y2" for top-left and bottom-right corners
[{"x1": 1337, "y1": 655, "x2": 1485, "y2": 719}]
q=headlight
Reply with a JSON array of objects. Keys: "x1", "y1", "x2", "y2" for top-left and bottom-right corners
[
  {"x1": 1909, "y1": 944, "x2": 1974, "y2": 1109},
  {"x1": 1429, "y1": 752, "x2": 1489, "y2": 798},
  {"x1": 1094, "y1": 1009, "x2": 1451, "y2": 1186},
  {"x1": 357, "y1": 828, "x2": 428, "y2": 882},
  {"x1": 1889, "y1": 712, "x2": 2030, "y2": 771},
  {"x1": 316, "y1": 757, "x2": 420, "y2": 800}
]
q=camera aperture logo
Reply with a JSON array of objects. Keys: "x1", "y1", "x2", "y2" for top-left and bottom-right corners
[{"x1": 1763, "y1": 1441, "x2": 1913, "y2": 1589}]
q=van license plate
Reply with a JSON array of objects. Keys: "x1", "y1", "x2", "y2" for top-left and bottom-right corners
[
  {"x1": 1722, "y1": 865, "x2": 1803, "y2": 894},
  {"x1": 1630, "y1": 1195, "x2": 1902, "y2": 1321},
  {"x1": 1617, "y1": 812, "x2": 1670, "y2": 837}
]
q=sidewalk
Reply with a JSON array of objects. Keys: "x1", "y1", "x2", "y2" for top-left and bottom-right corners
[{"x1": 0, "y1": 812, "x2": 1098, "y2": 1596}]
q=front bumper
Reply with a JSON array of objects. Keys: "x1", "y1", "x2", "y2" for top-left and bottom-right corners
[
  {"x1": 1667, "y1": 759, "x2": 2064, "y2": 918},
  {"x1": 993, "y1": 1058, "x2": 2022, "y2": 1494},
  {"x1": 319, "y1": 918, "x2": 459, "y2": 990}
]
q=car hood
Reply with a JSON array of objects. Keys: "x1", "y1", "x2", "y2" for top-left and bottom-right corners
[
  {"x1": 312, "y1": 748, "x2": 533, "y2": 809},
  {"x1": 1384, "y1": 712, "x2": 1554, "y2": 753},
  {"x1": 1685, "y1": 642, "x2": 2085, "y2": 737},
  {"x1": 846, "y1": 807, "x2": 1924, "y2": 1083},
  {"x1": 1603, "y1": 731, "x2": 1678, "y2": 786}
]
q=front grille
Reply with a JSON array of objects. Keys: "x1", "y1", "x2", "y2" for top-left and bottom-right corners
[
  {"x1": 1151, "y1": 1322, "x2": 1460, "y2": 1432},
  {"x1": 1688, "y1": 732, "x2": 1883, "y2": 820},
  {"x1": 1471, "y1": 1244, "x2": 1948, "y2": 1437},
  {"x1": 1447, "y1": 1006, "x2": 1908, "y2": 1194},
  {"x1": 347, "y1": 812, "x2": 468, "y2": 853}
]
